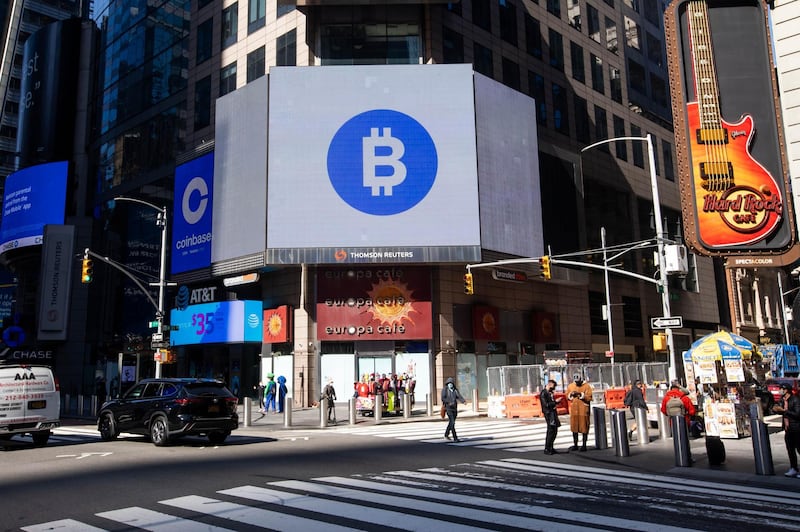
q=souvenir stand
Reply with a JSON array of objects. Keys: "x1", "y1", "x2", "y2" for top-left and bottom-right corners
[{"x1": 683, "y1": 340, "x2": 754, "y2": 439}]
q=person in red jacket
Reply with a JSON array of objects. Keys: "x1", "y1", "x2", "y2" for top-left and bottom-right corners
[{"x1": 660, "y1": 383, "x2": 696, "y2": 425}]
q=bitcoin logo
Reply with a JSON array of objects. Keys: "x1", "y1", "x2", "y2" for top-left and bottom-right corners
[{"x1": 328, "y1": 110, "x2": 437, "y2": 215}]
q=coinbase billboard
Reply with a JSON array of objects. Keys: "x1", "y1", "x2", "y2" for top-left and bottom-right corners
[
  {"x1": 266, "y1": 65, "x2": 481, "y2": 264},
  {"x1": 0, "y1": 161, "x2": 68, "y2": 253},
  {"x1": 172, "y1": 153, "x2": 213, "y2": 274}
]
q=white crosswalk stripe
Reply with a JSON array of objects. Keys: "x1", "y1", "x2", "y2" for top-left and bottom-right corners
[
  {"x1": 21, "y1": 458, "x2": 800, "y2": 531},
  {"x1": 336, "y1": 418, "x2": 610, "y2": 452}
]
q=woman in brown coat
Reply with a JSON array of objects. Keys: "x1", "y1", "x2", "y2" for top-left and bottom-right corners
[{"x1": 566, "y1": 373, "x2": 593, "y2": 451}]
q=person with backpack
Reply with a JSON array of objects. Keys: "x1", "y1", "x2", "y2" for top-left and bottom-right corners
[
  {"x1": 263, "y1": 373, "x2": 277, "y2": 413},
  {"x1": 660, "y1": 383, "x2": 695, "y2": 427}
]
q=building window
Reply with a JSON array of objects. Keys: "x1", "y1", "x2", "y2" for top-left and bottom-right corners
[
  {"x1": 643, "y1": 0, "x2": 660, "y2": 27},
  {"x1": 443, "y1": 27, "x2": 464, "y2": 63},
  {"x1": 320, "y1": 23, "x2": 421, "y2": 65},
  {"x1": 277, "y1": 29, "x2": 296, "y2": 66},
  {"x1": 222, "y1": 4, "x2": 238, "y2": 50},
  {"x1": 526, "y1": 15, "x2": 543, "y2": 59},
  {"x1": 613, "y1": 115, "x2": 627, "y2": 160},
  {"x1": 591, "y1": 54, "x2": 604, "y2": 93},
  {"x1": 570, "y1": 41, "x2": 584, "y2": 82},
  {"x1": 662, "y1": 140, "x2": 675, "y2": 181},
  {"x1": 549, "y1": 29, "x2": 564, "y2": 70},
  {"x1": 249, "y1": 0, "x2": 266, "y2": 33},
  {"x1": 473, "y1": 0, "x2": 491, "y2": 32},
  {"x1": 650, "y1": 133, "x2": 660, "y2": 175},
  {"x1": 529, "y1": 71, "x2": 547, "y2": 125},
  {"x1": 587, "y1": 4, "x2": 600, "y2": 43},
  {"x1": 646, "y1": 32, "x2": 662, "y2": 66},
  {"x1": 589, "y1": 291, "x2": 607, "y2": 335},
  {"x1": 220, "y1": 62, "x2": 237, "y2": 96},
  {"x1": 502, "y1": 57, "x2": 520, "y2": 90},
  {"x1": 594, "y1": 105, "x2": 608, "y2": 151},
  {"x1": 628, "y1": 58, "x2": 646, "y2": 95},
  {"x1": 277, "y1": 0, "x2": 296, "y2": 18},
  {"x1": 547, "y1": 0, "x2": 561, "y2": 18},
  {"x1": 194, "y1": 75, "x2": 212, "y2": 130},
  {"x1": 247, "y1": 46, "x2": 265, "y2": 82},
  {"x1": 500, "y1": 0, "x2": 518, "y2": 45},
  {"x1": 473, "y1": 42, "x2": 493, "y2": 78},
  {"x1": 631, "y1": 124, "x2": 644, "y2": 168},
  {"x1": 552, "y1": 82, "x2": 569, "y2": 135},
  {"x1": 447, "y1": 1, "x2": 463, "y2": 16},
  {"x1": 605, "y1": 16, "x2": 617, "y2": 53},
  {"x1": 574, "y1": 94, "x2": 589, "y2": 143},
  {"x1": 568, "y1": 0, "x2": 581, "y2": 30},
  {"x1": 609, "y1": 66, "x2": 622, "y2": 103},
  {"x1": 622, "y1": 296, "x2": 643, "y2": 337},
  {"x1": 623, "y1": 0, "x2": 639, "y2": 12},
  {"x1": 196, "y1": 18, "x2": 213, "y2": 65},
  {"x1": 624, "y1": 16, "x2": 640, "y2": 50}
]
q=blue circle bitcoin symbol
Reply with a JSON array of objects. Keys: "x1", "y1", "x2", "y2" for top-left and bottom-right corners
[{"x1": 327, "y1": 109, "x2": 438, "y2": 216}]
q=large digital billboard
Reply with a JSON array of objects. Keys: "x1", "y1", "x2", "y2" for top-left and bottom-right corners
[
  {"x1": 0, "y1": 161, "x2": 68, "y2": 253},
  {"x1": 170, "y1": 300, "x2": 262, "y2": 345},
  {"x1": 265, "y1": 64, "x2": 481, "y2": 264},
  {"x1": 172, "y1": 153, "x2": 214, "y2": 275}
]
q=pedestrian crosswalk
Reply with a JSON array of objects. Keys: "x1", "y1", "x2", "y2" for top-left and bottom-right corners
[
  {"x1": 21, "y1": 458, "x2": 800, "y2": 531},
  {"x1": 336, "y1": 417, "x2": 609, "y2": 452}
]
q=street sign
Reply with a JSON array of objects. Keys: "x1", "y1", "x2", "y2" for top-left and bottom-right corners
[
  {"x1": 148, "y1": 320, "x2": 159, "y2": 329},
  {"x1": 151, "y1": 341, "x2": 170, "y2": 349},
  {"x1": 605, "y1": 350, "x2": 614, "y2": 358},
  {"x1": 650, "y1": 316, "x2": 683, "y2": 329},
  {"x1": 151, "y1": 332, "x2": 163, "y2": 342}
]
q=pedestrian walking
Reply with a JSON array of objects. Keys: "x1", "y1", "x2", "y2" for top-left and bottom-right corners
[
  {"x1": 276, "y1": 375, "x2": 288, "y2": 414},
  {"x1": 441, "y1": 377, "x2": 466, "y2": 442},
  {"x1": 264, "y1": 374, "x2": 277, "y2": 413},
  {"x1": 623, "y1": 380, "x2": 648, "y2": 441},
  {"x1": 322, "y1": 379, "x2": 337, "y2": 423},
  {"x1": 255, "y1": 381, "x2": 266, "y2": 411},
  {"x1": 541, "y1": 379, "x2": 561, "y2": 454},
  {"x1": 566, "y1": 373, "x2": 593, "y2": 452},
  {"x1": 772, "y1": 382, "x2": 800, "y2": 477}
]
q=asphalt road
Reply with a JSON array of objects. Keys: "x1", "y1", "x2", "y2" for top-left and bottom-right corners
[{"x1": 2, "y1": 417, "x2": 800, "y2": 531}]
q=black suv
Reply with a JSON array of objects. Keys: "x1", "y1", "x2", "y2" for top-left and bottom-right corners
[{"x1": 97, "y1": 378, "x2": 238, "y2": 446}]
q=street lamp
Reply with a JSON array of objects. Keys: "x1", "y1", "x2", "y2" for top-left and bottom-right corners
[
  {"x1": 581, "y1": 134, "x2": 678, "y2": 382},
  {"x1": 114, "y1": 196, "x2": 169, "y2": 378}
]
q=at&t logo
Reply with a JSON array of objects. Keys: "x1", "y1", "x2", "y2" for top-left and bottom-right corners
[{"x1": 327, "y1": 109, "x2": 437, "y2": 215}]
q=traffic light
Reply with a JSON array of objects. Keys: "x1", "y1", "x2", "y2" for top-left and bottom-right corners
[
  {"x1": 540, "y1": 256, "x2": 551, "y2": 280},
  {"x1": 464, "y1": 272, "x2": 474, "y2": 295},
  {"x1": 81, "y1": 258, "x2": 93, "y2": 283}
]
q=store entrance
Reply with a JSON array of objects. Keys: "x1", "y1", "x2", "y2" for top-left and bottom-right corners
[{"x1": 358, "y1": 356, "x2": 393, "y2": 382}]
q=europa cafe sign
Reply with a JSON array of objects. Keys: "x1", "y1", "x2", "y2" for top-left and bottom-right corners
[{"x1": 316, "y1": 267, "x2": 432, "y2": 340}]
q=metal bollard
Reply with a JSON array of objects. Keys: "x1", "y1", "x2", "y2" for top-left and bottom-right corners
[
  {"x1": 403, "y1": 393, "x2": 411, "y2": 419},
  {"x1": 349, "y1": 397, "x2": 357, "y2": 425},
  {"x1": 320, "y1": 398, "x2": 328, "y2": 428},
  {"x1": 472, "y1": 389, "x2": 479, "y2": 413},
  {"x1": 634, "y1": 407, "x2": 650, "y2": 445},
  {"x1": 750, "y1": 403, "x2": 774, "y2": 475},
  {"x1": 77, "y1": 395, "x2": 85, "y2": 417},
  {"x1": 243, "y1": 397, "x2": 252, "y2": 427},
  {"x1": 64, "y1": 394, "x2": 71, "y2": 416},
  {"x1": 658, "y1": 410, "x2": 672, "y2": 441},
  {"x1": 593, "y1": 406, "x2": 609, "y2": 450},
  {"x1": 374, "y1": 394, "x2": 383, "y2": 423},
  {"x1": 426, "y1": 393, "x2": 433, "y2": 416},
  {"x1": 611, "y1": 409, "x2": 630, "y2": 457},
  {"x1": 283, "y1": 396, "x2": 292, "y2": 428},
  {"x1": 91, "y1": 396, "x2": 98, "y2": 417},
  {"x1": 672, "y1": 415, "x2": 691, "y2": 467}
]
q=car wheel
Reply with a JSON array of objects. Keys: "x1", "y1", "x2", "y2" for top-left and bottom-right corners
[
  {"x1": 208, "y1": 431, "x2": 229, "y2": 444},
  {"x1": 31, "y1": 431, "x2": 50, "y2": 446},
  {"x1": 150, "y1": 416, "x2": 170, "y2": 447},
  {"x1": 98, "y1": 413, "x2": 119, "y2": 441}
]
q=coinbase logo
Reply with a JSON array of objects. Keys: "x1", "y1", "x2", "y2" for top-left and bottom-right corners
[
  {"x1": 327, "y1": 109, "x2": 437, "y2": 216},
  {"x1": 182, "y1": 176, "x2": 209, "y2": 225}
]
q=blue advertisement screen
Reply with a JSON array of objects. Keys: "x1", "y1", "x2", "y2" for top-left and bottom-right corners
[
  {"x1": 0, "y1": 161, "x2": 68, "y2": 253},
  {"x1": 170, "y1": 300, "x2": 262, "y2": 345},
  {"x1": 171, "y1": 153, "x2": 214, "y2": 275}
]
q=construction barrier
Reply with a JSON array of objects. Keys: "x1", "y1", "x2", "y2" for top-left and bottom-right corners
[
  {"x1": 504, "y1": 394, "x2": 540, "y2": 418},
  {"x1": 487, "y1": 395, "x2": 506, "y2": 418},
  {"x1": 604, "y1": 387, "x2": 628, "y2": 409}
]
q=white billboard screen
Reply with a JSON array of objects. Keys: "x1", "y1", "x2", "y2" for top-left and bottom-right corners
[{"x1": 266, "y1": 65, "x2": 480, "y2": 264}]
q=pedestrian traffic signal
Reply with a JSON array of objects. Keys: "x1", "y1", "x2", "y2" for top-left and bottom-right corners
[
  {"x1": 81, "y1": 258, "x2": 93, "y2": 283},
  {"x1": 540, "y1": 256, "x2": 551, "y2": 280},
  {"x1": 464, "y1": 272, "x2": 474, "y2": 295}
]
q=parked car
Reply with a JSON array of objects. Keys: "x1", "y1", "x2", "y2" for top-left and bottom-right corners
[
  {"x1": 766, "y1": 377, "x2": 800, "y2": 406},
  {"x1": 97, "y1": 378, "x2": 238, "y2": 446},
  {"x1": 0, "y1": 364, "x2": 60, "y2": 446}
]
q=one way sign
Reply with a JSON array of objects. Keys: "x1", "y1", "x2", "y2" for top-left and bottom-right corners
[{"x1": 650, "y1": 316, "x2": 683, "y2": 329}]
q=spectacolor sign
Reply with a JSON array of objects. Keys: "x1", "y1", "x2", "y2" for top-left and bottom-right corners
[{"x1": 327, "y1": 109, "x2": 438, "y2": 216}]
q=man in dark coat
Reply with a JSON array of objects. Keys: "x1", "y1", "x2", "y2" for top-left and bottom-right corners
[
  {"x1": 441, "y1": 377, "x2": 466, "y2": 442},
  {"x1": 541, "y1": 379, "x2": 561, "y2": 455},
  {"x1": 773, "y1": 382, "x2": 800, "y2": 477}
]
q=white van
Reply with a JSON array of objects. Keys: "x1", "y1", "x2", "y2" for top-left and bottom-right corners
[{"x1": 0, "y1": 364, "x2": 61, "y2": 446}]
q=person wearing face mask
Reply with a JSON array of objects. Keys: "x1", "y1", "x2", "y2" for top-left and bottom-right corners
[
  {"x1": 441, "y1": 377, "x2": 467, "y2": 442},
  {"x1": 566, "y1": 373, "x2": 593, "y2": 452},
  {"x1": 541, "y1": 379, "x2": 561, "y2": 455}
]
